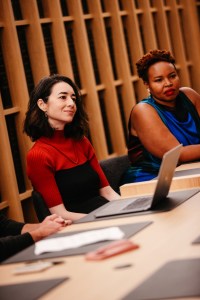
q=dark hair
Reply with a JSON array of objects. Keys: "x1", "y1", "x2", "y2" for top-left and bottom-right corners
[
  {"x1": 136, "y1": 49, "x2": 176, "y2": 82},
  {"x1": 23, "y1": 74, "x2": 89, "y2": 141}
]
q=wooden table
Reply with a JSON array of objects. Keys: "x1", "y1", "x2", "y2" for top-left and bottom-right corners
[
  {"x1": 0, "y1": 190, "x2": 199, "y2": 300},
  {"x1": 120, "y1": 162, "x2": 200, "y2": 198}
]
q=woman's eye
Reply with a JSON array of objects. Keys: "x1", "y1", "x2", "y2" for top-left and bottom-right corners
[
  {"x1": 58, "y1": 95, "x2": 76, "y2": 102},
  {"x1": 170, "y1": 74, "x2": 176, "y2": 78}
]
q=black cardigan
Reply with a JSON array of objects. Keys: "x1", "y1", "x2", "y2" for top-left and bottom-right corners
[{"x1": 0, "y1": 213, "x2": 34, "y2": 262}]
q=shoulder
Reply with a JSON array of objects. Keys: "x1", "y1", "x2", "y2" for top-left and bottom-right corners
[
  {"x1": 77, "y1": 137, "x2": 96, "y2": 158},
  {"x1": 131, "y1": 99, "x2": 158, "y2": 118},
  {"x1": 27, "y1": 142, "x2": 52, "y2": 162},
  {"x1": 75, "y1": 136, "x2": 94, "y2": 152},
  {"x1": 180, "y1": 87, "x2": 200, "y2": 105},
  {"x1": 130, "y1": 99, "x2": 165, "y2": 131},
  {"x1": 180, "y1": 86, "x2": 197, "y2": 95},
  {"x1": 79, "y1": 136, "x2": 93, "y2": 147}
]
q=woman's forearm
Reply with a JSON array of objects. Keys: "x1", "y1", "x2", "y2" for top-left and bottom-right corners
[
  {"x1": 49, "y1": 204, "x2": 86, "y2": 221},
  {"x1": 99, "y1": 186, "x2": 121, "y2": 201}
]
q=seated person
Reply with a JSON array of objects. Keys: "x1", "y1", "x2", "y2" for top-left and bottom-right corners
[
  {"x1": 122, "y1": 49, "x2": 200, "y2": 184},
  {"x1": 24, "y1": 75, "x2": 120, "y2": 222},
  {"x1": 0, "y1": 213, "x2": 71, "y2": 262}
]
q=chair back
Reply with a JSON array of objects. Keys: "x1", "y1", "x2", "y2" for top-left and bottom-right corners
[
  {"x1": 32, "y1": 190, "x2": 51, "y2": 222},
  {"x1": 100, "y1": 155, "x2": 130, "y2": 193}
]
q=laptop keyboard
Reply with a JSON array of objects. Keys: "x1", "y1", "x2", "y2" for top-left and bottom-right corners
[
  {"x1": 94, "y1": 196, "x2": 153, "y2": 218},
  {"x1": 122, "y1": 196, "x2": 152, "y2": 211}
]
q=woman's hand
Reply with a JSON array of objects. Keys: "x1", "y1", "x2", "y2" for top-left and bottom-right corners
[
  {"x1": 22, "y1": 214, "x2": 72, "y2": 242},
  {"x1": 99, "y1": 186, "x2": 121, "y2": 201}
]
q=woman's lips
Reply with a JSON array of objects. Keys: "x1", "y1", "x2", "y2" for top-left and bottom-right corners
[
  {"x1": 64, "y1": 110, "x2": 74, "y2": 114},
  {"x1": 165, "y1": 89, "x2": 175, "y2": 96}
]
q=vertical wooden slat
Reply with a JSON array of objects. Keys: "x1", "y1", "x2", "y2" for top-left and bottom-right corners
[
  {"x1": 67, "y1": 0, "x2": 108, "y2": 159},
  {"x1": 87, "y1": 0, "x2": 127, "y2": 154},
  {"x1": 0, "y1": 98, "x2": 23, "y2": 220},
  {"x1": 19, "y1": 0, "x2": 50, "y2": 83},
  {"x1": 102, "y1": 0, "x2": 136, "y2": 123},
  {"x1": 152, "y1": 0, "x2": 173, "y2": 50},
  {"x1": 0, "y1": 0, "x2": 32, "y2": 220},
  {"x1": 180, "y1": 0, "x2": 200, "y2": 93},
  {"x1": 165, "y1": 0, "x2": 190, "y2": 86},
  {"x1": 138, "y1": 0, "x2": 158, "y2": 50},
  {"x1": 121, "y1": 0, "x2": 147, "y2": 101},
  {"x1": 42, "y1": 0, "x2": 74, "y2": 78}
]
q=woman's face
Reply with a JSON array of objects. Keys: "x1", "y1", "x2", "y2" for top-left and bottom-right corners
[
  {"x1": 38, "y1": 81, "x2": 77, "y2": 130},
  {"x1": 145, "y1": 61, "x2": 180, "y2": 107}
]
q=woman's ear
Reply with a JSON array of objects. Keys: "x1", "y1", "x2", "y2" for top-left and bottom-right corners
[
  {"x1": 144, "y1": 82, "x2": 150, "y2": 94},
  {"x1": 37, "y1": 99, "x2": 47, "y2": 112}
]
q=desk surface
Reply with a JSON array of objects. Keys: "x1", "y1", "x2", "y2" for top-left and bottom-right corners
[
  {"x1": 175, "y1": 161, "x2": 200, "y2": 171},
  {"x1": 0, "y1": 190, "x2": 200, "y2": 300},
  {"x1": 120, "y1": 161, "x2": 200, "y2": 197}
]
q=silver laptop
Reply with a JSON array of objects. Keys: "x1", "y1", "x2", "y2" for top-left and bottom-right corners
[{"x1": 95, "y1": 144, "x2": 182, "y2": 218}]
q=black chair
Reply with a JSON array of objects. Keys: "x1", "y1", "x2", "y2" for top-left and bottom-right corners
[
  {"x1": 32, "y1": 154, "x2": 130, "y2": 221},
  {"x1": 100, "y1": 154, "x2": 130, "y2": 193},
  {"x1": 32, "y1": 190, "x2": 51, "y2": 222}
]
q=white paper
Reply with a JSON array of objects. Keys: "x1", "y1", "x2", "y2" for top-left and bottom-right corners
[{"x1": 34, "y1": 226, "x2": 125, "y2": 255}]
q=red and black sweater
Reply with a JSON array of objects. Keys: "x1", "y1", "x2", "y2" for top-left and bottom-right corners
[{"x1": 27, "y1": 131, "x2": 109, "y2": 213}]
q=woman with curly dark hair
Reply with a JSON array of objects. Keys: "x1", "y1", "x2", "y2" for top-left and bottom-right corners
[
  {"x1": 24, "y1": 74, "x2": 120, "y2": 221},
  {"x1": 122, "y1": 49, "x2": 200, "y2": 184}
]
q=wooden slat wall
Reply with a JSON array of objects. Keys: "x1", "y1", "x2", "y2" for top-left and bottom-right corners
[{"x1": 0, "y1": 0, "x2": 199, "y2": 221}]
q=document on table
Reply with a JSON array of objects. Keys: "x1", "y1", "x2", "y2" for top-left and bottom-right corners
[{"x1": 35, "y1": 226, "x2": 125, "y2": 255}]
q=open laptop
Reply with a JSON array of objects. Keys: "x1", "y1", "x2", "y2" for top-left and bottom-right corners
[{"x1": 94, "y1": 144, "x2": 182, "y2": 218}]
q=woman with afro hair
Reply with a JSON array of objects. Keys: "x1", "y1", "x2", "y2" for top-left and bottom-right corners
[{"x1": 122, "y1": 49, "x2": 200, "y2": 184}]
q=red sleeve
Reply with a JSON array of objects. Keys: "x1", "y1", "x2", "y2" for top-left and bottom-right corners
[
  {"x1": 82, "y1": 138, "x2": 109, "y2": 188},
  {"x1": 27, "y1": 146, "x2": 63, "y2": 208}
]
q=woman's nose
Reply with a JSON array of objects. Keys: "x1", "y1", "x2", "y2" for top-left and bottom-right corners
[
  {"x1": 164, "y1": 78, "x2": 172, "y2": 86},
  {"x1": 67, "y1": 97, "x2": 75, "y2": 106}
]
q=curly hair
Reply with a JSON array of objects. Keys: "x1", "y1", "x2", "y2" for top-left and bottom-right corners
[
  {"x1": 23, "y1": 74, "x2": 89, "y2": 141},
  {"x1": 136, "y1": 49, "x2": 176, "y2": 82}
]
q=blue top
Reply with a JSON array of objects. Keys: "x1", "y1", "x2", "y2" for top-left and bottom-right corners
[{"x1": 122, "y1": 91, "x2": 200, "y2": 183}]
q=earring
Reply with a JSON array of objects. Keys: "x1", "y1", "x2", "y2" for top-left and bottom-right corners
[
  {"x1": 45, "y1": 111, "x2": 48, "y2": 118},
  {"x1": 147, "y1": 88, "x2": 151, "y2": 96}
]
